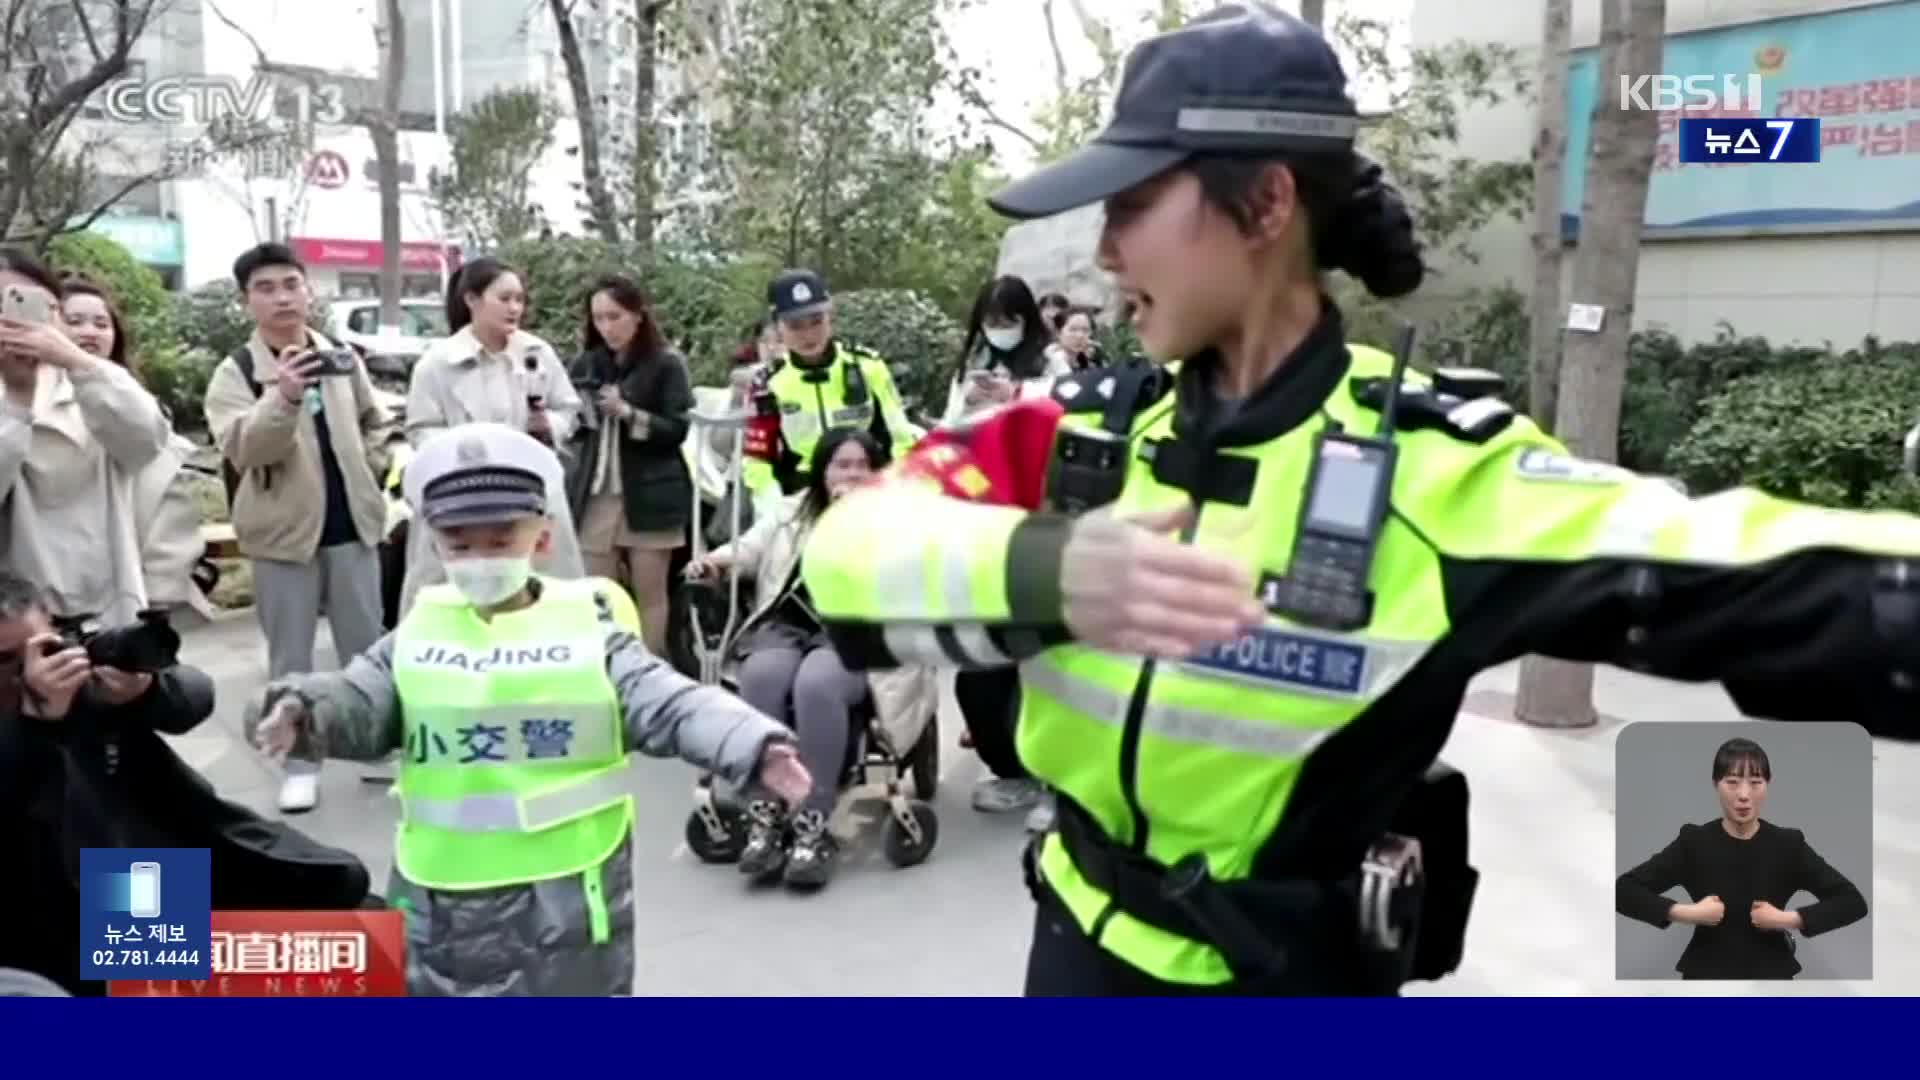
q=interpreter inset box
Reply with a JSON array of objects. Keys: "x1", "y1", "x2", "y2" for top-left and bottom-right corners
[{"x1": 1613, "y1": 722, "x2": 1872, "y2": 982}]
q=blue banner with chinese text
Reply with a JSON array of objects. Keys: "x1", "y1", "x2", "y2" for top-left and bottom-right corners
[{"x1": 1562, "y1": 0, "x2": 1920, "y2": 232}]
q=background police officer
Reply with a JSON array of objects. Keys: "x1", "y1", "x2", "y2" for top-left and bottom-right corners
[
  {"x1": 797, "y1": 2, "x2": 1920, "y2": 997},
  {"x1": 746, "y1": 269, "x2": 916, "y2": 497}
]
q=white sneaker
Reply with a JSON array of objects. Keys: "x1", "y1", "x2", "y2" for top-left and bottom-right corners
[{"x1": 278, "y1": 772, "x2": 319, "y2": 813}]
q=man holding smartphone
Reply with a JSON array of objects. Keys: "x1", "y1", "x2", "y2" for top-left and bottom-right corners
[{"x1": 202, "y1": 243, "x2": 392, "y2": 813}]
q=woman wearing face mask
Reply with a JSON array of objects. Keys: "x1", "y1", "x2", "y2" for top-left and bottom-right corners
[
  {"x1": 0, "y1": 250, "x2": 171, "y2": 627},
  {"x1": 57, "y1": 277, "x2": 216, "y2": 628},
  {"x1": 401, "y1": 258, "x2": 586, "y2": 618},
  {"x1": 252, "y1": 422, "x2": 809, "y2": 996},
  {"x1": 683, "y1": 428, "x2": 922, "y2": 890},
  {"x1": 941, "y1": 276, "x2": 1071, "y2": 425},
  {"x1": 565, "y1": 275, "x2": 693, "y2": 658}
]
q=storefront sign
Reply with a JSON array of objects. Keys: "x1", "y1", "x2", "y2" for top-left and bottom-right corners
[
  {"x1": 99, "y1": 73, "x2": 349, "y2": 127},
  {"x1": 290, "y1": 236, "x2": 459, "y2": 272},
  {"x1": 86, "y1": 216, "x2": 185, "y2": 267}
]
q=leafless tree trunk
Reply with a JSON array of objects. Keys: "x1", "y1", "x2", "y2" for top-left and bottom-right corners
[
  {"x1": 1299, "y1": 0, "x2": 1326, "y2": 27},
  {"x1": 630, "y1": 0, "x2": 672, "y2": 265},
  {"x1": 1514, "y1": 0, "x2": 1664, "y2": 730},
  {"x1": 373, "y1": 0, "x2": 406, "y2": 330},
  {"x1": 1527, "y1": 0, "x2": 1572, "y2": 430},
  {"x1": 547, "y1": 0, "x2": 621, "y2": 243}
]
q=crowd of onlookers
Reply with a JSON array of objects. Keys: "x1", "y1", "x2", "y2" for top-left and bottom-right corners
[{"x1": 0, "y1": 233, "x2": 1115, "y2": 988}]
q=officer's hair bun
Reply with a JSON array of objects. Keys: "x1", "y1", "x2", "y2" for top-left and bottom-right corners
[{"x1": 1319, "y1": 154, "x2": 1425, "y2": 300}]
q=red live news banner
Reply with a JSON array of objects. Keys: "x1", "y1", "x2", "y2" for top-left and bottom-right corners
[{"x1": 108, "y1": 911, "x2": 406, "y2": 997}]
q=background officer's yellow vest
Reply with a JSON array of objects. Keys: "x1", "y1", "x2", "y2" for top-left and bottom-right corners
[
  {"x1": 744, "y1": 348, "x2": 893, "y2": 494},
  {"x1": 1017, "y1": 345, "x2": 1453, "y2": 986},
  {"x1": 390, "y1": 577, "x2": 635, "y2": 915}
]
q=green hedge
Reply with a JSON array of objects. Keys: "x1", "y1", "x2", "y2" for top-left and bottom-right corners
[
  {"x1": 1393, "y1": 288, "x2": 1920, "y2": 511},
  {"x1": 46, "y1": 231, "x2": 176, "y2": 370},
  {"x1": 830, "y1": 288, "x2": 960, "y2": 416}
]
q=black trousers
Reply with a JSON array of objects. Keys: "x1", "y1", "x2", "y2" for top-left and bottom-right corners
[
  {"x1": 953, "y1": 668, "x2": 1027, "y2": 780},
  {"x1": 1021, "y1": 883, "x2": 1384, "y2": 997}
]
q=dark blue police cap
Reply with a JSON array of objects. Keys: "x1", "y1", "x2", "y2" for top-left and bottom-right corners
[
  {"x1": 989, "y1": 3, "x2": 1361, "y2": 220},
  {"x1": 768, "y1": 269, "x2": 831, "y2": 319}
]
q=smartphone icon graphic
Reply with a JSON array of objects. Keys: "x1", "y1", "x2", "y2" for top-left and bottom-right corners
[{"x1": 128, "y1": 862, "x2": 162, "y2": 919}]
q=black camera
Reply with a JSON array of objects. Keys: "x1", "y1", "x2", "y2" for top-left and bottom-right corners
[
  {"x1": 310, "y1": 348, "x2": 358, "y2": 377},
  {"x1": 44, "y1": 609, "x2": 182, "y2": 673}
]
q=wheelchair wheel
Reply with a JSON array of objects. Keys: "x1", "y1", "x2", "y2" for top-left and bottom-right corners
[
  {"x1": 907, "y1": 724, "x2": 939, "y2": 799},
  {"x1": 881, "y1": 800, "x2": 939, "y2": 868},
  {"x1": 684, "y1": 805, "x2": 746, "y2": 865}
]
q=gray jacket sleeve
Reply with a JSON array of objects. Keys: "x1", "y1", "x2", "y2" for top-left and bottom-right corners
[
  {"x1": 604, "y1": 626, "x2": 788, "y2": 785},
  {"x1": 265, "y1": 635, "x2": 403, "y2": 763}
]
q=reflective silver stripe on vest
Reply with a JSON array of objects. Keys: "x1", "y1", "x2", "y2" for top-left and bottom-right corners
[
  {"x1": 401, "y1": 762, "x2": 634, "y2": 832},
  {"x1": 1022, "y1": 660, "x2": 1333, "y2": 759},
  {"x1": 403, "y1": 703, "x2": 620, "y2": 765},
  {"x1": 872, "y1": 529, "x2": 975, "y2": 621}
]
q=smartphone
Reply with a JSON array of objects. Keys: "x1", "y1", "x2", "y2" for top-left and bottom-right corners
[
  {"x1": 128, "y1": 861, "x2": 162, "y2": 919},
  {"x1": 1, "y1": 284, "x2": 53, "y2": 325},
  {"x1": 309, "y1": 348, "x2": 358, "y2": 377}
]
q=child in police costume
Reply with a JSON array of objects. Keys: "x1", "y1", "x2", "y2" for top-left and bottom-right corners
[{"x1": 252, "y1": 422, "x2": 810, "y2": 996}]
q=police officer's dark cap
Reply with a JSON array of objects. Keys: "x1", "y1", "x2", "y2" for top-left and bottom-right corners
[
  {"x1": 769, "y1": 269, "x2": 831, "y2": 320},
  {"x1": 989, "y1": 3, "x2": 1360, "y2": 221}
]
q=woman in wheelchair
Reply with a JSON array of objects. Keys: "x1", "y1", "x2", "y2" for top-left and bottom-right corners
[{"x1": 683, "y1": 428, "x2": 889, "y2": 889}]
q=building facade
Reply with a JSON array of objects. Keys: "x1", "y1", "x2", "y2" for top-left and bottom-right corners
[
  {"x1": 1411, "y1": 0, "x2": 1920, "y2": 345},
  {"x1": 66, "y1": 0, "x2": 718, "y2": 295}
]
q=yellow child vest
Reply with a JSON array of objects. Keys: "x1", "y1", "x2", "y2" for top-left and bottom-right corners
[
  {"x1": 390, "y1": 576, "x2": 636, "y2": 927},
  {"x1": 1017, "y1": 345, "x2": 1454, "y2": 986}
]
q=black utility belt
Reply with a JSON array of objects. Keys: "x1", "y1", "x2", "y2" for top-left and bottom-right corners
[{"x1": 1050, "y1": 797, "x2": 1468, "y2": 993}]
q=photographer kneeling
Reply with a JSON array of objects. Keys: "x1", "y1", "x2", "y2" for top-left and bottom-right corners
[{"x1": 0, "y1": 570, "x2": 372, "y2": 996}]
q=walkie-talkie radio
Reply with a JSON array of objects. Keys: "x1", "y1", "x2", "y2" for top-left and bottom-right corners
[{"x1": 1264, "y1": 324, "x2": 1417, "y2": 632}]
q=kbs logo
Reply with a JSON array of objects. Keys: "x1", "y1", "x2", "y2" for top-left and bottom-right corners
[
  {"x1": 107, "y1": 910, "x2": 405, "y2": 997},
  {"x1": 1619, "y1": 74, "x2": 1764, "y2": 112}
]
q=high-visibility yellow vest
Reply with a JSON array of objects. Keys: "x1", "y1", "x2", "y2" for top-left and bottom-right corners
[
  {"x1": 1016, "y1": 344, "x2": 1454, "y2": 986},
  {"x1": 800, "y1": 335, "x2": 1920, "y2": 988},
  {"x1": 744, "y1": 345, "x2": 909, "y2": 495},
  {"x1": 389, "y1": 576, "x2": 635, "y2": 942}
]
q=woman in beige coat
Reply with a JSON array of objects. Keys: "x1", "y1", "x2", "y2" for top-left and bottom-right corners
[
  {"x1": 59, "y1": 278, "x2": 215, "y2": 628},
  {"x1": 684, "y1": 428, "x2": 936, "y2": 891},
  {"x1": 400, "y1": 257, "x2": 585, "y2": 616},
  {"x1": 0, "y1": 252, "x2": 171, "y2": 628}
]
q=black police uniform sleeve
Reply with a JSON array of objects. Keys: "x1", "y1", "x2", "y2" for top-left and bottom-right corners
[
  {"x1": 1784, "y1": 828, "x2": 1868, "y2": 937},
  {"x1": 1396, "y1": 414, "x2": 1920, "y2": 740}
]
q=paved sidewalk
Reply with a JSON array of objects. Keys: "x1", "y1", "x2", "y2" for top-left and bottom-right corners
[{"x1": 171, "y1": 612, "x2": 1920, "y2": 996}]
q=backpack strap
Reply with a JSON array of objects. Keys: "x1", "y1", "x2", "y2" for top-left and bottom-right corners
[{"x1": 230, "y1": 345, "x2": 260, "y2": 397}]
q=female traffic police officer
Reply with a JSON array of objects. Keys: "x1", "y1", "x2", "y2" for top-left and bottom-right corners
[
  {"x1": 743, "y1": 269, "x2": 918, "y2": 499},
  {"x1": 252, "y1": 422, "x2": 811, "y2": 996},
  {"x1": 798, "y1": 2, "x2": 1920, "y2": 996}
]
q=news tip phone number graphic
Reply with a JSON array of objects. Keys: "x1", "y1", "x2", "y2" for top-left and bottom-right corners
[
  {"x1": 1678, "y1": 117, "x2": 1821, "y2": 163},
  {"x1": 90, "y1": 948, "x2": 201, "y2": 968}
]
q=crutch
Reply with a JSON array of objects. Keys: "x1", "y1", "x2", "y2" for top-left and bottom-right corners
[{"x1": 685, "y1": 400, "x2": 751, "y2": 687}]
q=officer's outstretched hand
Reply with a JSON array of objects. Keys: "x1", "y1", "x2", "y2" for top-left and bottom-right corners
[
  {"x1": 756, "y1": 741, "x2": 812, "y2": 808},
  {"x1": 1061, "y1": 503, "x2": 1264, "y2": 658}
]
